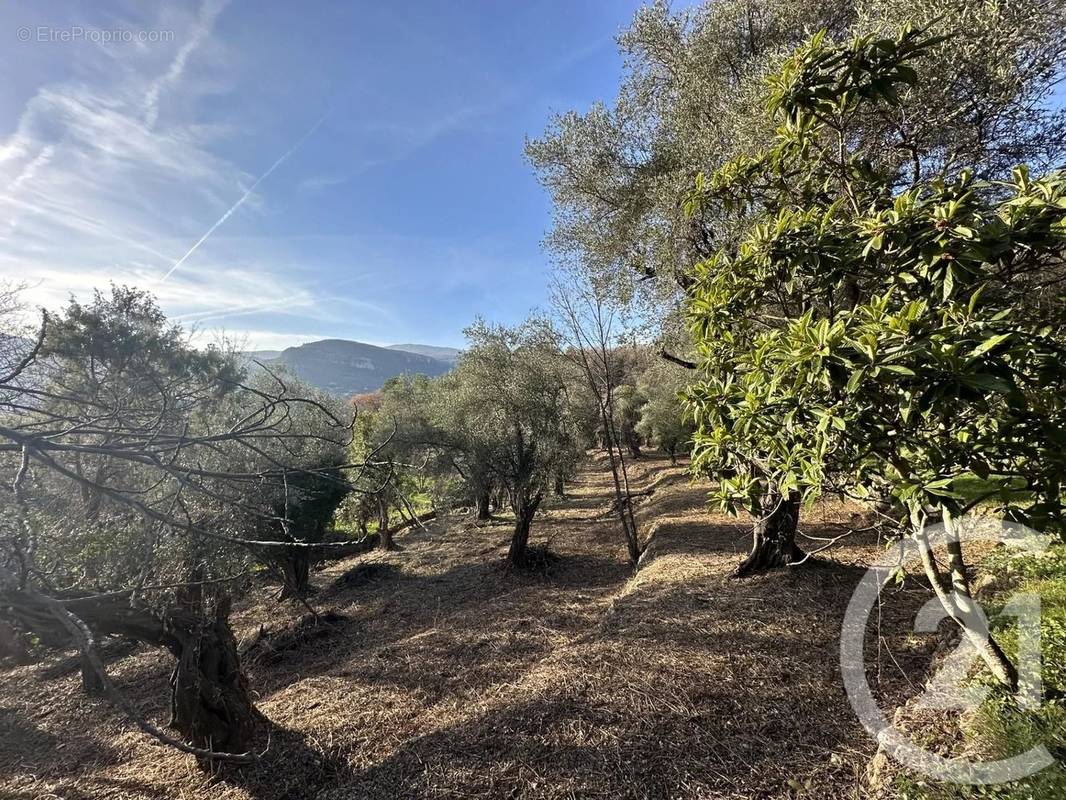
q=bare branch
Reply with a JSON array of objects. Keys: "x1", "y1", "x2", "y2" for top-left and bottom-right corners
[{"x1": 658, "y1": 348, "x2": 697, "y2": 370}]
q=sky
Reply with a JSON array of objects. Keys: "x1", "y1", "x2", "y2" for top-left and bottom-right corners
[{"x1": 0, "y1": 0, "x2": 650, "y2": 350}]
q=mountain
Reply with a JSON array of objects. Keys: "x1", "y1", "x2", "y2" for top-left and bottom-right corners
[
  {"x1": 386, "y1": 343, "x2": 461, "y2": 363},
  {"x1": 243, "y1": 349, "x2": 282, "y2": 362},
  {"x1": 251, "y1": 339, "x2": 452, "y2": 396}
]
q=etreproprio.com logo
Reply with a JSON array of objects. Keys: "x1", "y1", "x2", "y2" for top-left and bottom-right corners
[
  {"x1": 16, "y1": 26, "x2": 174, "y2": 44},
  {"x1": 840, "y1": 516, "x2": 1054, "y2": 784}
]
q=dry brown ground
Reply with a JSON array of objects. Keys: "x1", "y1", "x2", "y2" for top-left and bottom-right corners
[{"x1": 0, "y1": 454, "x2": 940, "y2": 800}]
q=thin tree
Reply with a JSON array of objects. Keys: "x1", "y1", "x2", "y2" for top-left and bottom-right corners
[{"x1": 550, "y1": 274, "x2": 642, "y2": 565}]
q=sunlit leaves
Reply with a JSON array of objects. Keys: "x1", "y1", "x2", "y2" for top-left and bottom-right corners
[{"x1": 685, "y1": 24, "x2": 1066, "y2": 529}]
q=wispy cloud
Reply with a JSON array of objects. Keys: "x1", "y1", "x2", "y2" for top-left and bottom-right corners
[
  {"x1": 143, "y1": 0, "x2": 229, "y2": 129},
  {"x1": 160, "y1": 111, "x2": 328, "y2": 282},
  {"x1": 0, "y1": 0, "x2": 566, "y2": 350},
  {"x1": 0, "y1": 2, "x2": 347, "y2": 347},
  {"x1": 298, "y1": 174, "x2": 347, "y2": 194},
  {"x1": 190, "y1": 329, "x2": 333, "y2": 351},
  {"x1": 8, "y1": 145, "x2": 55, "y2": 193}
]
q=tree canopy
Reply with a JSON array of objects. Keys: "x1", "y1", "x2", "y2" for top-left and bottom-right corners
[{"x1": 684, "y1": 23, "x2": 1066, "y2": 685}]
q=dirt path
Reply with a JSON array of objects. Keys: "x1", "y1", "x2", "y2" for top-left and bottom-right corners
[{"x1": 0, "y1": 455, "x2": 934, "y2": 799}]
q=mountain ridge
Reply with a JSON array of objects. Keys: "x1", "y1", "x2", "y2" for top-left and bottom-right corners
[
  {"x1": 245, "y1": 338, "x2": 455, "y2": 396},
  {"x1": 386, "y1": 343, "x2": 461, "y2": 363}
]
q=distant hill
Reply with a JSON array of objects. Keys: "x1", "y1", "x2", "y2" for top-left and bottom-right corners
[
  {"x1": 387, "y1": 343, "x2": 461, "y2": 363},
  {"x1": 243, "y1": 349, "x2": 282, "y2": 362},
  {"x1": 247, "y1": 339, "x2": 452, "y2": 396}
]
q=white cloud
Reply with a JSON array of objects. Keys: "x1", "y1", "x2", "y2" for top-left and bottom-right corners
[
  {"x1": 142, "y1": 0, "x2": 229, "y2": 129},
  {"x1": 8, "y1": 145, "x2": 55, "y2": 192},
  {"x1": 298, "y1": 174, "x2": 347, "y2": 194},
  {"x1": 0, "y1": 0, "x2": 347, "y2": 347},
  {"x1": 191, "y1": 329, "x2": 333, "y2": 352}
]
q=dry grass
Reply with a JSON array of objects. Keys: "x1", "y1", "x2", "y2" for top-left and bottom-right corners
[{"x1": 0, "y1": 454, "x2": 940, "y2": 799}]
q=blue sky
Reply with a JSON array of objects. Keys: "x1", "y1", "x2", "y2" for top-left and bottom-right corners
[{"x1": 0, "y1": 1, "x2": 649, "y2": 350}]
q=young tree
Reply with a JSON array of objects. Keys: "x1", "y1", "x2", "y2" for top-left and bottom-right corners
[
  {"x1": 354, "y1": 375, "x2": 436, "y2": 549},
  {"x1": 685, "y1": 26, "x2": 1066, "y2": 686},
  {"x1": 635, "y1": 360, "x2": 694, "y2": 465},
  {"x1": 551, "y1": 276, "x2": 643, "y2": 565}
]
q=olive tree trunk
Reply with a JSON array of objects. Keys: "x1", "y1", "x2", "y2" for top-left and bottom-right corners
[
  {"x1": 0, "y1": 619, "x2": 29, "y2": 664},
  {"x1": 377, "y1": 495, "x2": 396, "y2": 550},
  {"x1": 6, "y1": 588, "x2": 261, "y2": 758},
  {"x1": 277, "y1": 550, "x2": 312, "y2": 599},
  {"x1": 735, "y1": 488, "x2": 804, "y2": 577},
  {"x1": 625, "y1": 430, "x2": 642, "y2": 459},
  {"x1": 507, "y1": 490, "x2": 543, "y2": 567},
  {"x1": 475, "y1": 487, "x2": 492, "y2": 521},
  {"x1": 168, "y1": 594, "x2": 259, "y2": 756}
]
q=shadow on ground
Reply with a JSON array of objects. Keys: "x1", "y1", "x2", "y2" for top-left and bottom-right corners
[{"x1": 0, "y1": 453, "x2": 938, "y2": 800}]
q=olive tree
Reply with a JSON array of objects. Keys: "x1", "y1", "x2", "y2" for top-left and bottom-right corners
[
  {"x1": 635, "y1": 360, "x2": 694, "y2": 465},
  {"x1": 0, "y1": 287, "x2": 366, "y2": 760},
  {"x1": 343, "y1": 375, "x2": 437, "y2": 549},
  {"x1": 529, "y1": 0, "x2": 1064, "y2": 321},
  {"x1": 229, "y1": 373, "x2": 351, "y2": 598},
  {"x1": 439, "y1": 320, "x2": 581, "y2": 567}
]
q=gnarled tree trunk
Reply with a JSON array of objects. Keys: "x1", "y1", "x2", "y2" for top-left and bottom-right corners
[
  {"x1": 735, "y1": 488, "x2": 804, "y2": 577},
  {"x1": 507, "y1": 490, "x2": 543, "y2": 567},
  {"x1": 81, "y1": 652, "x2": 105, "y2": 694},
  {"x1": 0, "y1": 619, "x2": 30, "y2": 664},
  {"x1": 624, "y1": 430, "x2": 642, "y2": 459},
  {"x1": 277, "y1": 550, "x2": 312, "y2": 599},
  {"x1": 5, "y1": 587, "x2": 261, "y2": 758},
  {"x1": 376, "y1": 495, "x2": 396, "y2": 550},
  {"x1": 168, "y1": 593, "x2": 259, "y2": 756},
  {"x1": 475, "y1": 487, "x2": 492, "y2": 521}
]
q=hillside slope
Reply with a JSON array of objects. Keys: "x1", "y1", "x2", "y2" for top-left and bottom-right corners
[
  {"x1": 261, "y1": 339, "x2": 452, "y2": 395},
  {"x1": 0, "y1": 455, "x2": 936, "y2": 799},
  {"x1": 386, "y1": 343, "x2": 460, "y2": 363}
]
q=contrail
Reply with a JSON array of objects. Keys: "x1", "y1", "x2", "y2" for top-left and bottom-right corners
[{"x1": 159, "y1": 112, "x2": 328, "y2": 283}]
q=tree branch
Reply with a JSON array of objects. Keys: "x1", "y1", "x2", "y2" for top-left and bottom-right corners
[{"x1": 658, "y1": 348, "x2": 697, "y2": 370}]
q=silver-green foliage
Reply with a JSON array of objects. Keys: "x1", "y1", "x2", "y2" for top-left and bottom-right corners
[{"x1": 528, "y1": 0, "x2": 1065, "y2": 338}]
